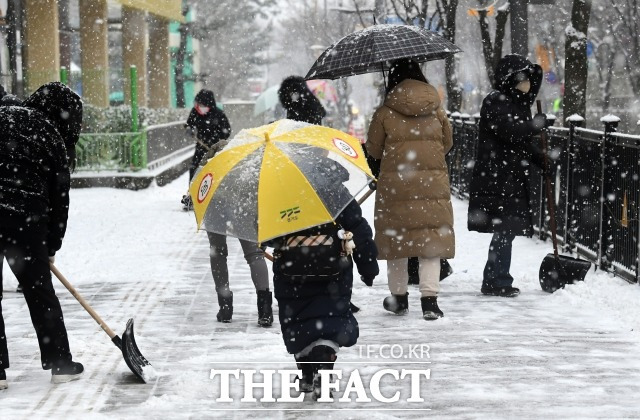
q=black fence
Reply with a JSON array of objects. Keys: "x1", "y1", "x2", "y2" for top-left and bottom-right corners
[{"x1": 448, "y1": 113, "x2": 640, "y2": 284}]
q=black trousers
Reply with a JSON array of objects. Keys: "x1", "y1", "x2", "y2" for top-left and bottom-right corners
[
  {"x1": 483, "y1": 232, "x2": 517, "y2": 288},
  {"x1": 0, "y1": 225, "x2": 73, "y2": 370},
  {"x1": 189, "y1": 144, "x2": 209, "y2": 181}
]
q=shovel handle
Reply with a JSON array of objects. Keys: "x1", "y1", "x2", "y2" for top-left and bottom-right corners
[
  {"x1": 50, "y1": 263, "x2": 118, "y2": 340},
  {"x1": 263, "y1": 187, "x2": 376, "y2": 262},
  {"x1": 537, "y1": 100, "x2": 559, "y2": 258}
]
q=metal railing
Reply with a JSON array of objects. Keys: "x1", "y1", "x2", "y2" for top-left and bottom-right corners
[
  {"x1": 449, "y1": 113, "x2": 640, "y2": 284},
  {"x1": 75, "y1": 131, "x2": 147, "y2": 172}
]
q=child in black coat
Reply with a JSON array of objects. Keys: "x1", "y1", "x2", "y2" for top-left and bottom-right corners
[{"x1": 265, "y1": 167, "x2": 379, "y2": 398}]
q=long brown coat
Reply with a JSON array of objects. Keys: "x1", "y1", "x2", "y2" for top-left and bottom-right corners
[{"x1": 366, "y1": 79, "x2": 455, "y2": 260}]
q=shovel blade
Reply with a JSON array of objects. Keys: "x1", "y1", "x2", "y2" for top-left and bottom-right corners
[
  {"x1": 121, "y1": 318, "x2": 153, "y2": 383},
  {"x1": 539, "y1": 253, "x2": 591, "y2": 293}
]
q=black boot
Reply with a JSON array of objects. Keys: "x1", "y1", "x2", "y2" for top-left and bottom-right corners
[
  {"x1": 383, "y1": 292, "x2": 409, "y2": 315},
  {"x1": 181, "y1": 194, "x2": 193, "y2": 211},
  {"x1": 51, "y1": 361, "x2": 84, "y2": 384},
  {"x1": 257, "y1": 290, "x2": 273, "y2": 327},
  {"x1": 308, "y1": 345, "x2": 337, "y2": 401},
  {"x1": 216, "y1": 291, "x2": 233, "y2": 322},
  {"x1": 420, "y1": 296, "x2": 444, "y2": 320},
  {"x1": 294, "y1": 355, "x2": 314, "y2": 393}
]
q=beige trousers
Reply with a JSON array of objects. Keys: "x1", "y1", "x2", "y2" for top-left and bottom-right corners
[{"x1": 387, "y1": 257, "x2": 440, "y2": 297}]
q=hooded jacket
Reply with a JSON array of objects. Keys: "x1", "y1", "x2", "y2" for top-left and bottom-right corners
[
  {"x1": 278, "y1": 76, "x2": 326, "y2": 125},
  {"x1": 186, "y1": 89, "x2": 231, "y2": 147},
  {"x1": 467, "y1": 54, "x2": 545, "y2": 236},
  {"x1": 366, "y1": 79, "x2": 455, "y2": 260},
  {"x1": 0, "y1": 82, "x2": 83, "y2": 255}
]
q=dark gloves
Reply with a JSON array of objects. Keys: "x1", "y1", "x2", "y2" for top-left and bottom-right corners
[
  {"x1": 532, "y1": 113, "x2": 547, "y2": 131},
  {"x1": 366, "y1": 155, "x2": 381, "y2": 179},
  {"x1": 369, "y1": 180, "x2": 377, "y2": 191},
  {"x1": 360, "y1": 275, "x2": 375, "y2": 287}
]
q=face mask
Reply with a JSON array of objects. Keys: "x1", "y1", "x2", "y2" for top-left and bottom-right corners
[{"x1": 195, "y1": 103, "x2": 210, "y2": 115}]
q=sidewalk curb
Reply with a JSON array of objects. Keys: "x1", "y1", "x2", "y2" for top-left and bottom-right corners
[{"x1": 71, "y1": 151, "x2": 193, "y2": 190}]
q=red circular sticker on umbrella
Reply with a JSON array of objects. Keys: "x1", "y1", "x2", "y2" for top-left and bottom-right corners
[
  {"x1": 332, "y1": 138, "x2": 358, "y2": 159},
  {"x1": 197, "y1": 173, "x2": 214, "y2": 203}
]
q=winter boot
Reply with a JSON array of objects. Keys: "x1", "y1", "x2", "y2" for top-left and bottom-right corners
[
  {"x1": 51, "y1": 361, "x2": 84, "y2": 384},
  {"x1": 420, "y1": 296, "x2": 444, "y2": 320},
  {"x1": 308, "y1": 345, "x2": 337, "y2": 401},
  {"x1": 181, "y1": 194, "x2": 193, "y2": 211},
  {"x1": 0, "y1": 368, "x2": 7, "y2": 390},
  {"x1": 256, "y1": 290, "x2": 273, "y2": 327},
  {"x1": 294, "y1": 355, "x2": 314, "y2": 393},
  {"x1": 383, "y1": 292, "x2": 409, "y2": 315},
  {"x1": 216, "y1": 291, "x2": 233, "y2": 322},
  {"x1": 481, "y1": 285, "x2": 520, "y2": 297}
]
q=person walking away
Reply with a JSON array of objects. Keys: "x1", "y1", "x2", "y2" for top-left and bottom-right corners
[
  {"x1": 468, "y1": 54, "x2": 547, "y2": 297},
  {"x1": 278, "y1": 76, "x2": 326, "y2": 125},
  {"x1": 366, "y1": 58, "x2": 455, "y2": 320},
  {"x1": 207, "y1": 231, "x2": 273, "y2": 327},
  {"x1": 0, "y1": 82, "x2": 84, "y2": 388},
  {"x1": 0, "y1": 87, "x2": 23, "y2": 294},
  {"x1": 181, "y1": 89, "x2": 231, "y2": 210},
  {"x1": 265, "y1": 161, "x2": 378, "y2": 399}
]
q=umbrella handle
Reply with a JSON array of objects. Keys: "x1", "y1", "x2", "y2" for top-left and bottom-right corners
[
  {"x1": 263, "y1": 188, "x2": 375, "y2": 262},
  {"x1": 537, "y1": 100, "x2": 559, "y2": 259}
]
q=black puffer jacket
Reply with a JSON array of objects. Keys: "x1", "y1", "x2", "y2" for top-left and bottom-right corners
[
  {"x1": 0, "y1": 82, "x2": 83, "y2": 255},
  {"x1": 186, "y1": 89, "x2": 231, "y2": 147},
  {"x1": 267, "y1": 197, "x2": 378, "y2": 354},
  {"x1": 278, "y1": 76, "x2": 326, "y2": 125},
  {"x1": 468, "y1": 54, "x2": 545, "y2": 236}
]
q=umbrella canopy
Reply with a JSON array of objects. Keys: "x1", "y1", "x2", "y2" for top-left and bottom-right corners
[
  {"x1": 189, "y1": 119, "x2": 373, "y2": 243},
  {"x1": 305, "y1": 24, "x2": 462, "y2": 80},
  {"x1": 306, "y1": 80, "x2": 338, "y2": 105},
  {"x1": 253, "y1": 84, "x2": 280, "y2": 116}
]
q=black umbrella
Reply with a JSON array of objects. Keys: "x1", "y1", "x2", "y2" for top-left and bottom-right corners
[{"x1": 305, "y1": 24, "x2": 462, "y2": 80}]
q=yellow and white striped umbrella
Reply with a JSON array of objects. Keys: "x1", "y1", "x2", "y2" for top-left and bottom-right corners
[{"x1": 189, "y1": 119, "x2": 373, "y2": 243}]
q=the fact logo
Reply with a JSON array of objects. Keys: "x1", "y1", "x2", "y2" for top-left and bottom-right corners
[
  {"x1": 197, "y1": 173, "x2": 213, "y2": 203},
  {"x1": 209, "y1": 368, "x2": 430, "y2": 403},
  {"x1": 332, "y1": 138, "x2": 358, "y2": 159}
]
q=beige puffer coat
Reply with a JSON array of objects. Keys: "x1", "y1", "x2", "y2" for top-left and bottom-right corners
[{"x1": 366, "y1": 79, "x2": 455, "y2": 260}]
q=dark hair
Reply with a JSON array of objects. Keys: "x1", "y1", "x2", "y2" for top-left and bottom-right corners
[
  {"x1": 278, "y1": 76, "x2": 326, "y2": 125},
  {"x1": 194, "y1": 89, "x2": 217, "y2": 108},
  {"x1": 386, "y1": 59, "x2": 428, "y2": 94},
  {"x1": 278, "y1": 76, "x2": 311, "y2": 109},
  {"x1": 23, "y1": 82, "x2": 83, "y2": 172}
]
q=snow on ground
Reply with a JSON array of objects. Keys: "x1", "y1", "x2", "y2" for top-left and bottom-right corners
[{"x1": 2, "y1": 172, "x2": 640, "y2": 419}]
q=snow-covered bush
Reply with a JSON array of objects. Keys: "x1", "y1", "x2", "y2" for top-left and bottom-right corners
[{"x1": 82, "y1": 105, "x2": 190, "y2": 133}]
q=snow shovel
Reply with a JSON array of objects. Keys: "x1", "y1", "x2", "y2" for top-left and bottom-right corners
[
  {"x1": 536, "y1": 101, "x2": 590, "y2": 292},
  {"x1": 50, "y1": 263, "x2": 153, "y2": 383}
]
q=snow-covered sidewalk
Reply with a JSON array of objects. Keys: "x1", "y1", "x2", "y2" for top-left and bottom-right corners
[{"x1": 2, "y1": 173, "x2": 640, "y2": 419}]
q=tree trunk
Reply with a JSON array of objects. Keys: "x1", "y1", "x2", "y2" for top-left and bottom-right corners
[
  {"x1": 477, "y1": 7, "x2": 509, "y2": 87},
  {"x1": 478, "y1": 10, "x2": 495, "y2": 85},
  {"x1": 443, "y1": 0, "x2": 461, "y2": 112},
  {"x1": 493, "y1": 9, "x2": 510, "y2": 72},
  {"x1": 175, "y1": 23, "x2": 188, "y2": 108},
  {"x1": 563, "y1": 0, "x2": 592, "y2": 123},
  {"x1": 6, "y1": 0, "x2": 24, "y2": 97}
]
